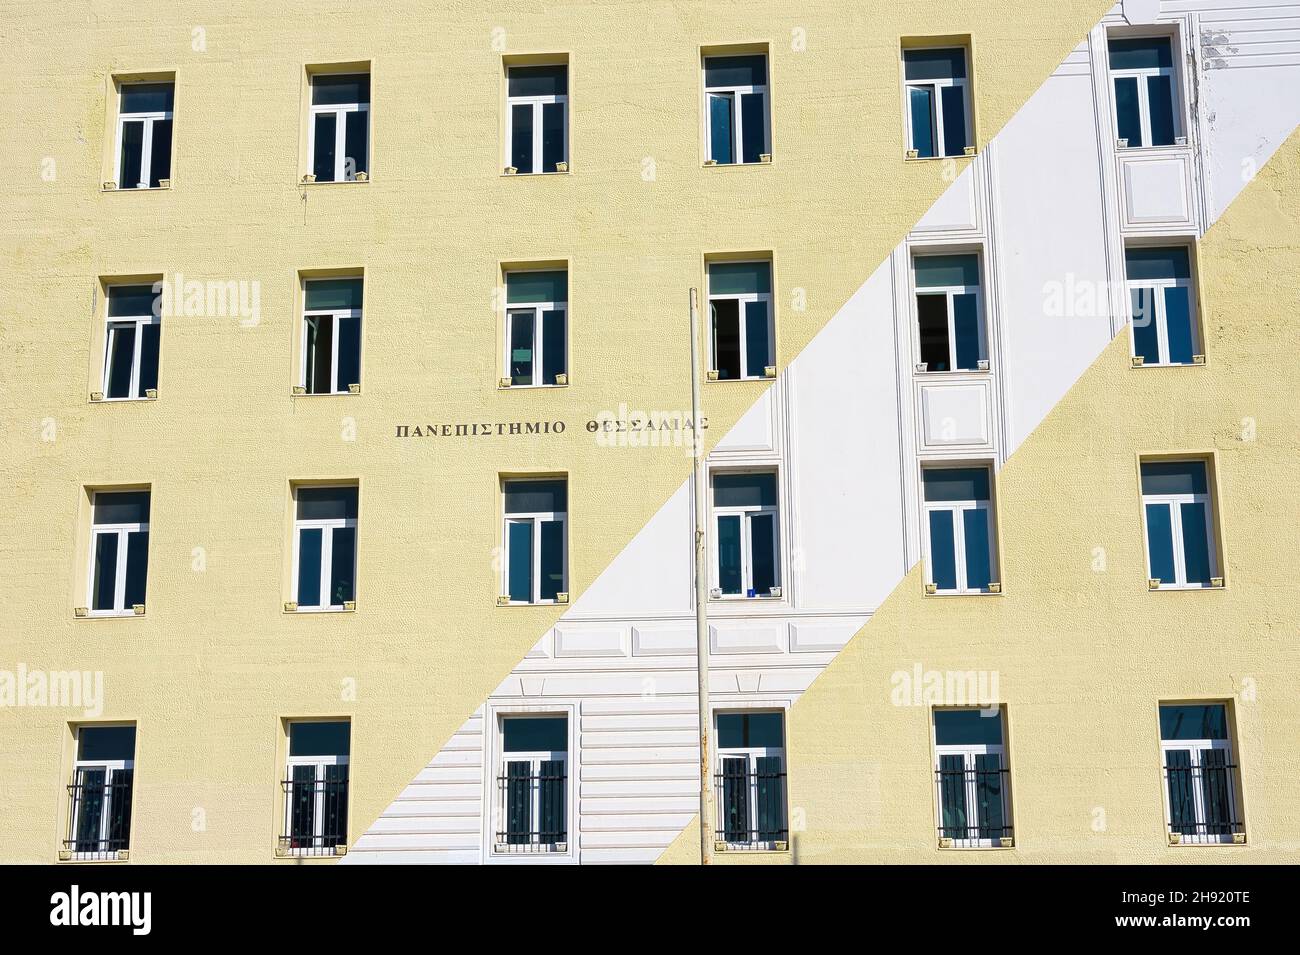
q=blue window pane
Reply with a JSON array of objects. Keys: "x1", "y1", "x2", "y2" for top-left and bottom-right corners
[
  {"x1": 1125, "y1": 246, "x2": 1191, "y2": 282},
  {"x1": 1141, "y1": 460, "x2": 1207, "y2": 496},
  {"x1": 1200, "y1": 748, "x2": 1233, "y2": 836},
  {"x1": 935, "y1": 709, "x2": 1004, "y2": 746},
  {"x1": 914, "y1": 253, "x2": 979, "y2": 289},
  {"x1": 539, "y1": 758, "x2": 566, "y2": 843},
  {"x1": 121, "y1": 83, "x2": 175, "y2": 113},
  {"x1": 78, "y1": 725, "x2": 137, "y2": 761},
  {"x1": 709, "y1": 261, "x2": 772, "y2": 296},
  {"x1": 344, "y1": 110, "x2": 368, "y2": 177},
  {"x1": 717, "y1": 515, "x2": 742, "y2": 594},
  {"x1": 312, "y1": 113, "x2": 336, "y2": 181},
  {"x1": 714, "y1": 472, "x2": 778, "y2": 508},
  {"x1": 962, "y1": 509, "x2": 991, "y2": 590},
  {"x1": 720, "y1": 756, "x2": 750, "y2": 841},
  {"x1": 504, "y1": 761, "x2": 532, "y2": 844},
  {"x1": 504, "y1": 479, "x2": 567, "y2": 514},
  {"x1": 1147, "y1": 74, "x2": 1176, "y2": 145},
  {"x1": 507, "y1": 521, "x2": 533, "y2": 602},
  {"x1": 149, "y1": 119, "x2": 172, "y2": 186},
  {"x1": 1164, "y1": 748, "x2": 1196, "y2": 835},
  {"x1": 304, "y1": 278, "x2": 363, "y2": 311},
  {"x1": 928, "y1": 510, "x2": 957, "y2": 591},
  {"x1": 296, "y1": 528, "x2": 322, "y2": 605},
  {"x1": 750, "y1": 512, "x2": 776, "y2": 595},
  {"x1": 507, "y1": 65, "x2": 567, "y2": 98},
  {"x1": 335, "y1": 316, "x2": 361, "y2": 391},
  {"x1": 922, "y1": 467, "x2": 990, "y2": 503},
  {"x1": 509, "y1": 310, "x2": 534, "y2": 384},
  {"x1": 105, "y1": 325, "x2": 136, "y2": 398},
  {"x1": 1180, "y1": 501, "x2": 1212, "y2": 585},
  {"x1": 1130, "y1": 287, "x2": 1160, "y2": 363},
  {"x1": 539, "y1": 519, "x2": 564, "y2": 600},
  {"x1": 289, "y1": 720, "x2": 350, "y2": 757},
  {"x1": 704, "y1": 55, "x2": 767, "y2": 88},
  {"x1": 903, "y1": 48, "x2": 967, "y2": 81},
  {"x1": 743, "y1": 300, "x2": 771, "y2": 376},
  {"x1": 712, "y1": 300, "x2": 741, "y2": 380},
  {"x1": 908, "y1": 86, "x2": 935, "y2": 157},
  {"x1": 975, "y1": 753, "x2": 1006, "y2": 839},
  {"x1": 541, "y1": 101, "x2": 565, "y2": 172},
  {"x1": 718, "y1": 712, "x2": 784, "y2": 748},
  {"x1": 124, "y1": 531, "x2": 148, "y2": 607},
  {"x1": 940, "y1": 85, "x2": 968, "y2": 156},
  {"x1": 1163, "y1": 286, "x2": 1194, "y2": 364},
  {"x1": 917, "y1": 295, "x2": 951, "y2": 371},
  {"x1": 107, "y1": 285, "x2": 159, "y2": 317},
  {"x1": 740, "y1": 91, "x2": 765, "y2": 163},
  {"x1": 511, "y1": 103, "x2": 533, "y2": 173},
  {"x1": 709, "y1": 94, "x2": 734, "y2": 164},
  {"x1": 289, "y1": 764, "x2": 317, "y2": 846},
  {"x1": 74, "y1": 768, "x2": 107, "y2": 851},
  {"x1": 506, "y1": 270, "x2": 567, "y2": 304},
  {"x1": 937, "y1": 753, "x2": 967, "y2": 838},
  {"x1": 94, "y1": 491, "x2": 151, "y2": 524},
  {"x1": 329, "y1": 526, "x2": 356, "y2": 606},
  {"x1": 1109, "y1": 37, "x2": 1173, "y2": 71},
  {"x1": 296, "y1": 486, "x2": 358, "y2": 521},
  {"x1": 1114, "y1": 77, "x2": 1142, "y2": 146},
  {"x1": 755, "y1": 755, "x2": 785, "y2": 839},
  {"x1": 1145, "y1": 503, "x2": 1176, "y2": 584},
  {"x1": 542, "y1": 310, "x2": 565, "y2": 384},
  {"x1": 1160, "y1": 704, "x2": 1228, "y2": 741},
  {"x1": 953, "y1": 293, "x2": 980, "y2": 369},
  {"x1": 138, "y1": 324, "x2": 160, "y2": 394},
  {"x1": 311, "y1": 74, "x2": 370, "y2": 106},
  {"x1": 92, "y1": 534, "x2": 119, "y2": 611},
  {"x1": 503, "y1": 716, "x2": 567, "y2": 752},
  {"x1": 119, "y1": 120, "x2": 144, "y2": 187}
]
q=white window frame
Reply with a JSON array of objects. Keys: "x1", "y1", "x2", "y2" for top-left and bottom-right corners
[
  {"x1": 703, "y1": 57, "x2": 770, "y2": 165},
  {"x1": 903, "y1": 48, "x2": 971, "y2": 158},
  {"x1": 300, "y1": 286, "x2": 362, "y2": 395},
  {"x1": 502, "y1": 482, "x2": 568, "y2": 605},
  {"x1": 114, "y1": 84, "x2": 173, "y2": 189},
  {"x1": 715, "y1": 709, "x2": 787, "y2": 849},
  {"x1": 505, "y1": 66, "x2": 568, "y2": 174},
  {"x1": 87, "y1": 492, "x2": 149, "y2": 617},
  {"x1": 69, "y1": 741, "x2": 134, "y2": 859},
  {"x1": 503, "y1": 282, "x2": 567, "y2": 388},
  {"x1": 308, "y1": 74, "x2": 370, "y2": 182},
  {"x1": 911, "y1": 268, "x2": 986, "y2": 373},
  {"x1": 1126, "y1": 270, "x2": 1198, "y2": 366},
  {"x1": 1140, "y1": 468, "x2": 1218, "y2": 590},
  {"x1": 1159, "y1": 714, "x2": 1238, "y2": 846},
  {"x1": 1108, "y1": 34, "x2": 1182, "y2": 148},
  {"x1": 710, "y1": 470, "x2": 781, "y2": 600},
  {"x1": 495, "y1": 715, "x2": 569, "y2": 853},
  {"x1": 921, "y1": 467, "x2": 996, "y2": 595},
  {"x1": 292, "y1": 487, "x2": 358, "y2": 612},
  {"x1": 101, "y1": 291, "x2": 160, "y2": 401},
  {"x1": 707, "y1": 263, "x2": 774, "y2": 380},
  {"x1": 932, "y1": 708, "x2": 1009, "y2": 850},
  {"x1": 284, "y1": 742, "x2": 349, "y2": 853}
]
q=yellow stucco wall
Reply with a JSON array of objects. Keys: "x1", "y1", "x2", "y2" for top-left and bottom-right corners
[
  {"x1": 2, "y1": 1, "x2": 1117, "y2": 862},
  {"x1": 662, "y1": 127, "x2": 1300, "y2": 864}
]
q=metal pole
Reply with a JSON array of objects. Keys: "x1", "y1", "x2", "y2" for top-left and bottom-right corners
[{"x1": 689, "y1": 287, "x2": 714, "y2": 865}]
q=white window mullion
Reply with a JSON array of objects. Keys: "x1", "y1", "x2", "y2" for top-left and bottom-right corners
[
  {"x1": 113, "y1": 528, "x2": 130, "y2": 611},
  {"x1": 318, "y1": 525, "x2": 334, "y2": 608},
  {"x1": 333, "y1": 111, "x2": 347, "y2": 181}
]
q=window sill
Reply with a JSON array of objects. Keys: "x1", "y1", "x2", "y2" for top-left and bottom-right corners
[
  {"x1": 937, "y1": 841, "x2": 1015, "y2": 851},
  {"x1": 702, "y1": 156, "x2": 773, "y2": 168},
  {"x1": 1115, "y1": 143, "x2": 1191, "y2": 155},
  {"x1": 57, "y1": 851, "x2": 130, "y2": 863},
  {"x1": 102, "y1": 183, "x2": 171, "y2": 192},
  {"x1": 274, "y1": 845, "x2": 347, "y2": 859},
  {"x1": 299, "y1": 177, "x2": 369, "y2": 186},
  {"x1": 291, "y1": 388, "x2": 361, "y2": 397},
  {"x1": 904, "y1": 151, "x2": 976, "y2": 162},
  {"x1": 714, "y1": 841, "x2": 789, "y2": 853},
  {"x1": 1148, "y1": 582, "x2": 1225, "y2": 593},
  {"x1": 91, "y1": 394, "x2": 158, "y2": 403},
  {"x1": 285, "y1": 605, "x2": 357, "y2": 614},
  {"x1": 1130, "y1": 358, "x2": 1205, "y2": 369},
  {"x1": 76, "y1": 609, "x2": 142, "y2": 619},
  {"x1": 501, "y1": 169, "x2": 571, "y2": 177},
  {"x1": 706, "y1": 375, "x2": 777, "y2": 384},
  {"x1": 498, "y1": 382, "x2": 570, "y2": 390},
  {"x1": 496, "y1": 600, "x2": 570, "y2": 608},
  {"x1": 913, "y1": 366, "x2": 990, "y2": 376},
  {"x1": 923, "y1": 588, "x2": 1003, "y2": 597}
]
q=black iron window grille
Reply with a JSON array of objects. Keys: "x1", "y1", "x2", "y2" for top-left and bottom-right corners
[
  {"x1": 495, "y1": 761, "x2": 567, "y2": 852},
  {"x1": 1163, "y1": 753, "x2": 1244, "y2": 844},
  {"x1": 65, "y1": 767, "x2": 133, "y2": 859},
  {"x1": 280, "y1": 767, "x2": 348, "y2": 856},
  {"x1": 935, "y1": 757, "x2": 1013, "y2": 847},
  {"x1": 714, "y1": 757, "x2": 788, "y2": 849}
]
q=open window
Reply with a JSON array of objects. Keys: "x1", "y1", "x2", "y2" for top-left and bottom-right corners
[
  {"x1": 300, "y1": 277, "x2": 363, "y2": 394},
  {"x1": 913, "y1": 252, "x2": 985, "y2": 372},
  {"x1": 494, "y1": 715, "x2": 569, "y2": 853},
  {"x1": 710, "y1": 470, "x2": 781, "y2": 599},
  {"x1": 703, "y1": 53, "x2": 770, "y2": 164},
  {"x1": 903, "y1": 46, "x2": 971, "y2": 158},
  {"x1": 1126, "y1": 245, "x2": 1200, "y2": 366},
  {"x1": 280, "y1": 720, "x2": 350, "y2": 856},
  {"x1": 114, "y1": 80, "x2": 173, "y2": 189},
  {"x1": 64, "y1": 724, "x2": 136, "y2": 861},
  {"x1": 1108, "y1": 34, "x2": 1182, "y2": 148},
  {"x1": 708, "y1": 259, "x2": 774, "y2": 380},
  {"x1": 502, "y1": 478, "x2": 568, "y2": 604},
  {"x1": 922, "y1": 465, "x2": 998, "y2": 595},
  {"x1": 504, "y1": 269, "x2": 567, "y2": 386},
  {"x1": 933, "y1": 708, "x2": 1013, "y2": 848},
  {"x1": 291, "y1": 485, "x2": 358, "y2": 611},
  {"x1": 1140, "y1": 459, "x2": 1220, "y2": 590},
  {"x1": 505, "y1": 63, "x2": 568, "y2": 174},
  {"x1": 101, "y1": 283, "x2": 161, "y2": 400},
  {"x1": 308, "y1": 71, "x2": 369, "y2": 182}
]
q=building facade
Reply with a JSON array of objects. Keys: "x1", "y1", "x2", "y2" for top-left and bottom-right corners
[{"x1": 2, "y1": 0, "x2": 1298, "y2": 864}]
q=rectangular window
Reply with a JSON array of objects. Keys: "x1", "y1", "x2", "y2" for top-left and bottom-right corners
[
  {"x1": 903, "y1": 47, "x2": 971, "y2": 158},
  {"x1": 102, "y1": 284, "x2": 161, "y2": 400},
  {"x1": 1109, "y1": 35, "x2": 1180, "y2": 148},
  {"x1": 503, "y1": 479, "x2": 567, "y2": 604},
  {"x1": 115, "y1": 81, "x2": 173, "y2": 189},
  {"x1": 914, "y1": 253, "x2": 985, "y2": 372},
  {"x1": 292, "y1": 485, "x2": 358, "y2": 610},
  {"x1": 922, "y1": 466, "x2": 997, "y2": 594},
  {"x1": 504, "y1": 270, "x2": 567, "y2": 386},
  {"x1": 708, "y1": 260, "x2": 774, "y2": 380},
  {"x1": 309, "y1": 72, "x2": 370, "y2": 182},
  {"x1": 494, "y1": 715, "x2": 568, "y2": 852},
  {"x1": 711, "y1": 471, "x2": 780, "y2": 599},
  {"x1": 1126, "y1": 246, "x2": 1199, "y2": 365},
  {"x1": 704, "y1": 54, "x2": 769, "y2": 164},
  {"x1": 65, "y1": 724, "x2": 136, "y2": 860},
  {"x1": 301, "y1": 277, "x2": 363, "y2": 394},
  {"x1": 281, "y1": 720, "x2": 350, "y2": 856},
  {"x1": 1159, "y1": 703, "x2": 1243, "y2": 844},
  {"x1": 715, "y1": 711, "x2": 787, "y2": 849},
  {"x1": 933, "y1": 708, "x2": 1012, "y2": 848},
  {"x1": 1141, "y1": 460, "x2": 1218, "y2": 589},
  {"x1": 88, "y1": 490, "x2": 150, "y2": 615},
  {"x1": 506, "y1": 64, "x2": 568, "y2": 174}
]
